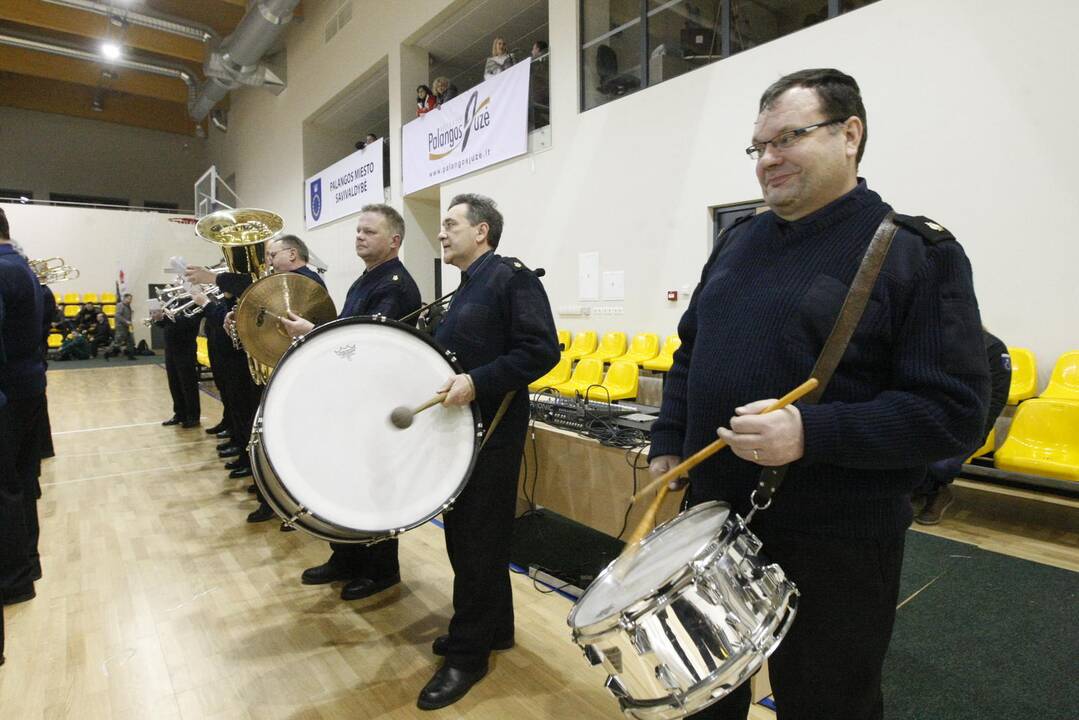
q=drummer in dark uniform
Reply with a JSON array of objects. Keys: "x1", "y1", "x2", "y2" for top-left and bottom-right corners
[
  {"x1": 281, "y1": 204, "x2": 421, "y2": 599},
  {"x1": 416, "y1": 193, "x2": 559, "y2": 710}
]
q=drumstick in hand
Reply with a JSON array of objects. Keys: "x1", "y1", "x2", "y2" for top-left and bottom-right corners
[
  {"x1": 390, "y1": 392, "x2": 449, "y2": 429},
  {"x1": 620, "y1": 378, "x2": 818, "y2": 556}
]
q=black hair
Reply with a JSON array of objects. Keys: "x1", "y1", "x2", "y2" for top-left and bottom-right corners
[{"x1": 759, "y1": 68, "x2": 868, "y2": 163}]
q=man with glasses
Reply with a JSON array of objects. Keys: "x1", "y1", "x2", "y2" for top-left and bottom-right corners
[{"x1": 648, "y1": 69, "x2": 989, "y2": 719}]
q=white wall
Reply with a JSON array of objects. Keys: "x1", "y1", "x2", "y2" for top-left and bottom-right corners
[
  {"x1": 209, "y1": 0, "x2": 1079, "y2": 386},
  {"x1": 0, "y1": 106, "x2": 209, "y2": 209},
  {"x1": 1, "y1": 203, "x2": 220, "y2": 344}
]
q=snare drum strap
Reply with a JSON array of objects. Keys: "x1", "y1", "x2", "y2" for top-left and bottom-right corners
[{"x1": 750, "y1": 212, "x2": 899, "y2": 513}]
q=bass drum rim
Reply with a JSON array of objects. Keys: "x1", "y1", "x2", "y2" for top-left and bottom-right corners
[{"x1": 251, "y1": 314, "x2": 484, "y2": 542}]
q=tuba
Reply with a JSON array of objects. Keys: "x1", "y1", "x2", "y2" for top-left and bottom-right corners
[
  {"x1": 30, "y1": 257, "x2": 80, "y2": 284},
  {"x1": 195, "y1": 208, "x2": 284, "y2": 384}
]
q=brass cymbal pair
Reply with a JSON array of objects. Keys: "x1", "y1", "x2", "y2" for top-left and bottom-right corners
[{"x1": 235, "y1": 273, "x2": 337, "y2": 368}]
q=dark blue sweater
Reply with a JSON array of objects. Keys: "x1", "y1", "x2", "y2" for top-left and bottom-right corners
[
  {"x1": 0, "y1": 244, "x2": 45, "y2": 400},
  {"x1": 650, "y1": 181, "x2": 989, "y2": 538}
]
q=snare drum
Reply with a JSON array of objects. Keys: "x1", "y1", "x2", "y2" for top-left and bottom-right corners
[
  {"x1": 567, "y1": 502, "x2": 797, "y2": 720},
  {"x1": 250, "y1": 316, "x2": 483, "y2": 542}
]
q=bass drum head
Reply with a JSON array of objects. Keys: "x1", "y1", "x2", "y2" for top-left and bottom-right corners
[
  {"x1": 260, "y1": 317, "x2": 479, "y2": 535},
  {"x1": 570, "y1": 502, "x2": 731, "y2": 629}
]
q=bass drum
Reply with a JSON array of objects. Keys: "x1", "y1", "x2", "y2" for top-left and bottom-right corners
[{"x1": 250, "y1": 315, "x2": 483, "y2": 542}]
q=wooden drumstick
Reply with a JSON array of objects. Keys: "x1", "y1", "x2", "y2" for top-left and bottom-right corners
[
  {"x1": 390, "y1": 392, "x2": 449, "y2": 429},
  {"x1": 620, "y1": 378, "x2": 819, "y2": 556}
]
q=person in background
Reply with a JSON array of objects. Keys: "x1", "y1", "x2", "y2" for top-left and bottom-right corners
[
  {"x1": 914, "y1": 329, "x2": 1011, "y2": 524},
  {"x1": 107, "y1": 293, "x2": 135, "y2": 360},
  {"x1": 73, "y1": 301, "x2": 96, "y2": 331},
  {"x1": 531, "y1": 40, "x2": 548, "y2": 59},
  {"x1": 433, "y1": 77, "x2": 458, "y2": 106},
  {"x1": 416, "y1": 85, "x2": 437, "y2": 116},
  {"x1": 484, "y1": 37, "x2": 514, "y2": 80},
  {"x1": 88, "y1": 312, "x2": 112, "y2": 359},
  {"x1": 529, "y1": 40, "x2": 550, "y2": 129}
]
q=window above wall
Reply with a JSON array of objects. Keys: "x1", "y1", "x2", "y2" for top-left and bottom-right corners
[{"x1": 580, "y1": 0, "x2": 879, "y2": 112}]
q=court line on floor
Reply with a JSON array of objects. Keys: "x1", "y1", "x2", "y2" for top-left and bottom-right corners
[
  {"x1": 54, "y1": 438, "x2": 218, "y2": 459},
  {"x1": 42, "y1": 460, "x2": 212, "y2": 487},
  {"x1": 53, "y1": 420, "x2": 169, "y2": 435}
]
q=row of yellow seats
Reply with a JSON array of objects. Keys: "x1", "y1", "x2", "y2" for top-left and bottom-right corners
[
  {"x1": 56, "y1": 292, "x2": 118, "y2": 305},
  {"x1": 1005, "y1": 348, "x2": 1079, "y2": 403},
  {"x1": 62, "y1": 304, "x2": 117, "y2": 318},
  {"x1": 558, "y1": 331, "x2": 682, "y2": 372}
]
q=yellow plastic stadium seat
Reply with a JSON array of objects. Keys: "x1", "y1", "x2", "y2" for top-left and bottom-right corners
[
  {"x1": 196, "y1": 336, "x2": 211, "y2": 367},
  {"x1": 53, "y1": 293, "x2": 61, "y2": 305},
  {"x1": 642, "y1": 335, "x2": 682, "y2": 372},
  {"x1": 1040, "y1": 350, "x2": 1079, "y2": 402},
  {"x1": 579, "y1": 332, "x2": 627, "y2": 363},
  {"x1": 108, "y1": 318, "x2": 115, "y2": 329},
  {"x1": 83, "y1": 292, "x2": 98, "y2": 303},
  {"x1": 562, "y1": 330, "x2": 598, "y2": 361},
  {"x1": 583, "y1": 360, "x2": 639, "y2": 401},
  {"x1": 63, "y1": 292, "x2": 80, "y2": 304},
  {"x1": 994, "y1": 399, "x2": 1079, "y2": 482},
  {"x1": 100, "y1": 292, "x2": 117, "y2": 303},
  {"x1": 550, "y1": 358, "x2": 604, "y2": 398},
  {"x1": 47, "y1": 333, "x2": 62, "y2": 349},
  {"x1": 1006, "y1": 347, "x2": 1037, "y2": 404},
  {"x1": 529, "y1": 356, "x2": 572, "y2": 392},
  {"x1": 967, "y1": 428, "x2": 996, "y2": 461},
  {"x1": 556, "y1": 329, "x2": 571, "y2": 351},
  {"x1": 612, "y1": 332, "x2": 660, "y2": 366},
  {"x1": 103, "y1": 304, "x2": 116, "y2": 317},
  {"x1": 63, "y1": 305, "x2": 79, "y2": 318}
]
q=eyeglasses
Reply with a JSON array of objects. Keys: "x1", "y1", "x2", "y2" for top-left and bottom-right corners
[{"x1": 745, "y1": 119, "x2": 846, "y2": 160}]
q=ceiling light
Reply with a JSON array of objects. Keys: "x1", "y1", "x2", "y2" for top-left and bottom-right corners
[{"x1": 101, "y1": 42, "x2": 122, "y2": 61}]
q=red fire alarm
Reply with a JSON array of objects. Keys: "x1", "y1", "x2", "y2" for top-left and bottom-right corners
[{"x1": 667, "y1": 290, "x2": 678, "y2": 301}]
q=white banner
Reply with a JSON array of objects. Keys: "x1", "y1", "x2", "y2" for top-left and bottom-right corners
[
  {"x1": 304, "y1": 139, "x2": 385, "y2": 230},
  {"x1": 402, "y1": 59, "x2": 531, "y2": 195}
]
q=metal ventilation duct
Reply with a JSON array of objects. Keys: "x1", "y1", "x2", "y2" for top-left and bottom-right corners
[
  {"x1": 189, "y1": 0, "x2": 300, "y2": 122},
  {"x1": 0, "y1": 31, "x2": 198, "y2": 108},
  {"x1": 41, "y1": 0, "x2": 218, "y2": 43}
]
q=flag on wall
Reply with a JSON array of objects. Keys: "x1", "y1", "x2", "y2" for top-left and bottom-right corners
[{"x1": 116, "y1": 266, "x2": 128, "y2": 298}]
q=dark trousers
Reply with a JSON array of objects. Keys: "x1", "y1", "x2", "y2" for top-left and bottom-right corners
[
  {"x1": 228, "y1": 370, "x2": 260, "y2": 472},
  {"x1": 0, "y1": 395, "x2": 45, "y2": 595},
  {"x1": 329, "y1": 540, "x2": 399, "y2": 579},
  {"x1": 165, "y1": 347, "x2": 200, "y2": 423},
  {"x1": 441, "y1": 428, "x2": 525, "y2": 671},
  {"x1": 205, "y1": 326, "x2": 232, "y2": 429},
  {"x1": 689, "y1": 524, "x2": 906, "y2": 720}
]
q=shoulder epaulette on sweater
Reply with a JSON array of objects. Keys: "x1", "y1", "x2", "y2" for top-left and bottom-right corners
[
  {"x1": 499, "y1": 256, "x2": 529, "y2": 272},
  {"x1": 893, "y1": 214, "x2": 954, "y2": 244}
]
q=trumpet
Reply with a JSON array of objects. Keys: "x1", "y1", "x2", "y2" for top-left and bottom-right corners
[
  {"x1": 157, "y1": 265, "x2": 229, "y2": 320},
  {"x1": 30, "y1": 257, "x2": 80, "y2": 284}
]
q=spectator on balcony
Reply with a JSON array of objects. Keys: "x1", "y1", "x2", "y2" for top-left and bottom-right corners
[
  {"x1": 484, "y1": 37, "x2": 514, "y2": 80},
  {"x1": 433, "y1": 77, "x2": 458, "y2": 106},
  {"x1": 416, "y1": 85, "x2": 437, "y2": 116}
]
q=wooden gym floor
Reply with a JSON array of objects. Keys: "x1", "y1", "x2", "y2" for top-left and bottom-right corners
[{"x1": 1, "y1": 364, "x2": 1075, "y2": 719}]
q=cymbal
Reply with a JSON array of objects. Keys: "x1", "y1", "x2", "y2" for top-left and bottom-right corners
[{"x1": 235, "y1": 273, "x2": 337, "y2": 368}]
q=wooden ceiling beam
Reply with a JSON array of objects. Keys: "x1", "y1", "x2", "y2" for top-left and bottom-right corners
[
  {"x1": 0, "y1": 71, "x2": 197, "y2": 136},
  {"x1": 0, "y1": 0, "x2": 205, "y2": 64},
  {"x1": 0, "y1": 44, "x2": 188, "y2": 103}
]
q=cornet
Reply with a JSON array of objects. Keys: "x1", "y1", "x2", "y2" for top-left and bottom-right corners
[{"x1": 29, "y1": 257, "x2": 79, "y2": 284}]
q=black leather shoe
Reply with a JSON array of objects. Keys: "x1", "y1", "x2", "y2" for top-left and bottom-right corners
[
  {"x1": 216, "y1": 440, "x2": 236, "y2": 451},
  {"x1": 432, "y1": 634, "x2": 514, "y2": 657},
  {"x1": 341, "y1": 573, "x2": 400, "y2": 601},
  {"x1": 279, "y1": 522, "x2": 295, "y2": 532},
  {"x1": 300, "y1": 561, "x2": 354, "y2": 585},
  {"x1": 224, "y1": 458, "x2": 246, "y2": 470},
  {"x1": 219, "y1": 445, "x2": 242, "y2": 459},
  {"x1": 161, "y1": 416, "x2": 181, "y2": 426},
  {"x1": 246, "y1": 503, "x2": 275, "y2": 523},
  {"x1": 215, "y1": 430, "x2": 232, "y2": 440},
  {"x1": 229, "y1": 466, "x2": 253, "y2": 479},
  {"x1": 416, "y1": 664, "x2": 488, "y2": 710},
  {"x1": 247, "y1": 484, "x2": 257, "y2": 493},
  {"x1": 2, "y1": 583, "x2": 35, "y2": 606},
  {"x1": 181, "y1": 419, "x2": 200, "y2": 428},
  {"x1": 205, "y1": 421, "x2": 228, "y2": 435}
]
